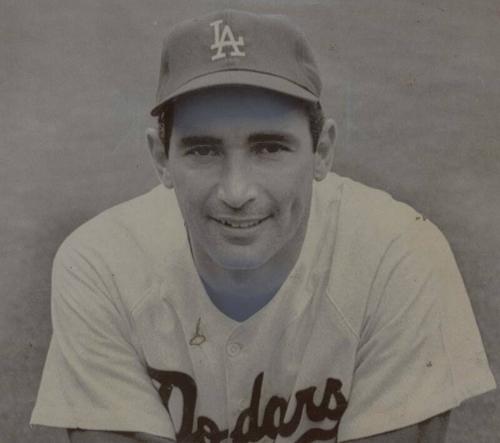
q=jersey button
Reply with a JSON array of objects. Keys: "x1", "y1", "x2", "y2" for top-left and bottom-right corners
[{"x1": 227, "y1": 342, "x2": 241, "y2": 357}]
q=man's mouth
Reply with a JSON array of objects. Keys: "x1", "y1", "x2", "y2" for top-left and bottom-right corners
[{"x1": 210, "y1": 216, "x2": 270, "y2": 229}]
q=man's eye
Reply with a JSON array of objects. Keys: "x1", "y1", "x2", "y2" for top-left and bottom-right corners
[
  {"x1": 253, "y1": 143, "x2": 290, "y2": 155},
  {"x1": 186, "y1": 146, "x2": 219, "y2": 157}
]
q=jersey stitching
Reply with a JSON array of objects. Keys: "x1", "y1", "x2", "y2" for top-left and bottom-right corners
[
  {"x1": 371, "y1": 264, "x2": 433, "y2": 338},
  {"x1": 325, "y1": 289, "x2": 360, "y2": 341},
  {"x1": 130, "y1": 279, "x2": 159, "y2": 316},
  {"x1": 321, "y1": 178, "x2": 360, "y2": 341},
  {"x1": 129, "y1": 283, "x2": 161, "y2": 366},
  {"x1": 359, "y1": 219, "x2": 423, "y2": 345}
]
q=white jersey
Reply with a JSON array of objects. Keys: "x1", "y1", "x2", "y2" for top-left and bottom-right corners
[{"x1": 31, "y1": 173, "x2": 495, "y2": 442}]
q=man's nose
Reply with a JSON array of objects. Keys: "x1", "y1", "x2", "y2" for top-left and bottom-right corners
[{"x1": 216, "y1": 155, "x2": 257, "y2": 209}]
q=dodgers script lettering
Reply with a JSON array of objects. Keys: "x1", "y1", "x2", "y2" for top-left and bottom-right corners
[{"x1": 147, "y1": 368, "x2": 348, "y2": 443}]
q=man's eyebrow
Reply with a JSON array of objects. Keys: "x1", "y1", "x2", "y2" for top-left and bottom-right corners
[
  {"x1": 179, "y1": 136, "x2": 222, "y2": 146},
  {"x1": 248, "y1": 133, "x2": 297, "y2": 144}
]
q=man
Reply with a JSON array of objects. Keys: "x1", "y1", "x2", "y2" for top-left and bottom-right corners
[{"x1": 31, "y1": 9, "x2": 495, "y2": 443}]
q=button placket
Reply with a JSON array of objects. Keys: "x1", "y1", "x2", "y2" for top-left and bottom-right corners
[{"x1": 225, "y1": 329, "x2": 247, "y2": 429}]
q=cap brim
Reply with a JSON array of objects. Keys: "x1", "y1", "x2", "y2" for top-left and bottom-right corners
[{"x1": 150, "y1": 70, "x2": 319, "y2": 116}]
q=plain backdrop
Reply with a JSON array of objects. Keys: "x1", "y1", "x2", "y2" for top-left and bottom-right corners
[{"x1": 1, "y1": 0, "x2": 498, "y2": 442}]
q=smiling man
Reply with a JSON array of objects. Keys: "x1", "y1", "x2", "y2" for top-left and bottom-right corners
[
  {"x1": 31, "y1": 9, "x2": 495, "y2": 443},
  {"x1": 153, "y1": 87, "x2": 331, "y2": 323}
]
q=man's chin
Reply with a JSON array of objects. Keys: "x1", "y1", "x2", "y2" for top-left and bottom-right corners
[{"x1": 210, "y1": 248, "x2": 272, "y2": 271}]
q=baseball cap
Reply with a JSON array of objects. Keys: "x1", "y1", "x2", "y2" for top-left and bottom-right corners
[{"x1": 151, "y1": 9, "x2": 322, "y2": 116}]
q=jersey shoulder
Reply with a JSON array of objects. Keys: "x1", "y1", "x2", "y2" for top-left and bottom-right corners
[
  {"x1": 319, "y1": 173, "x2": 448, "y2": 336},
  {"x1": 54, "y1": 185, "x2": 184, "y2": 312},
  {"x1": 320, "y1": 173, "x2": 422, "y2": 238}
]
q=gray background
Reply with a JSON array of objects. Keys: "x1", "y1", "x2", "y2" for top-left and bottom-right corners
[{"x1": 1, "y1": 0, "x2": 498, "y2": 441}]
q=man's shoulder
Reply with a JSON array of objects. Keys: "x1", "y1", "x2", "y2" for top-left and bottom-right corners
[
  {"x1": 317, "y1": 173, "x2": 438, "y2": 281},
  {"x1": 53, "y1": 185, "x2": 185, "y2": 309},
  {"x1": 319, "y1": 173, "x2": 451, "y2": 338},
  {"x1": 62, "y1": 185, "x2": 181, "y2": 252},
  {"x1": 319, "y1": 173, "x2": 423, "y2": 242}
]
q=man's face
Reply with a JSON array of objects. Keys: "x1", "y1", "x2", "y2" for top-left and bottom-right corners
[{"x1": 162, "y1": 87, "x2": 325, "y2": 271}]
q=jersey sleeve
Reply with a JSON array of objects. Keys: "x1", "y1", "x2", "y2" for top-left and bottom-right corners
[
  {"x1": 30, "y1": 238, "x2": 176, "y2": 439},
  {"x1": 337, "y1": 219, "x2": 496, "y2": 442}
]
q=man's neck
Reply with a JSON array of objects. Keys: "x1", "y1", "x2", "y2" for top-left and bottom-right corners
[{"x1": 189, "y1": 223, "x2": 308, "y2": 322}]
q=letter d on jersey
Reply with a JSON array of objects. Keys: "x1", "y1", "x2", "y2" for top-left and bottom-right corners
[{"x1": 210, "y1": 19, "x2": 246, "y2": 61}]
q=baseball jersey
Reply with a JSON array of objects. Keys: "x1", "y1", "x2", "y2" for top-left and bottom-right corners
[{"x1": 30, "y1": 173, "x2": 496, "y2": 442}]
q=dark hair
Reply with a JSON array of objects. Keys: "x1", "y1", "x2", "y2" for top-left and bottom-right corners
[{"x1": 157, "y1": 99, "x2": 325, "y2": 157}]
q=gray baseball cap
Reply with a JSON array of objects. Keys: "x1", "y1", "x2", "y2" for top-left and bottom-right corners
[{"x1": 151, "y1": 9, "x2": 322, "y2": 116}]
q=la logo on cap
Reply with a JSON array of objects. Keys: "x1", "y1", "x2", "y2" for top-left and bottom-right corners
[{"x1": 210, "y1": 19, "x2": 245, "y2": 61}]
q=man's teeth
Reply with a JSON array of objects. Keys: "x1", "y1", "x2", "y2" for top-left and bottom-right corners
[{"x1": 216, "y1": 218, "x2": 265, "y2": 228}]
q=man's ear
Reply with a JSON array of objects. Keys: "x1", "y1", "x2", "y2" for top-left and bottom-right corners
[
  {"x1": 313, "y1": 118, "x2": 336, "y2": 181},
  {"x1": 146, "y1": 127, "x2": 174, "y2": 188}
]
